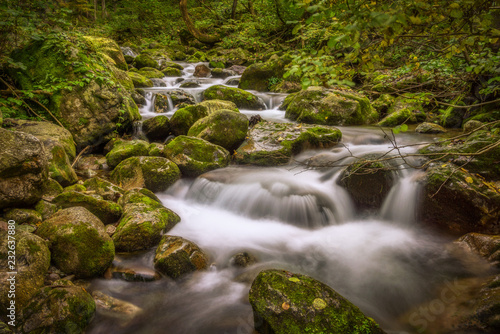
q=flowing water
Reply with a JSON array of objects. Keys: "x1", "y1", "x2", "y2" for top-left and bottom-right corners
[{"x1": 88, "y1": 63, "x2": 477, "y2": 334}]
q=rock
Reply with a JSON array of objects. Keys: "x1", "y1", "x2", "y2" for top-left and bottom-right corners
[
  {"x1": 270, "y1": 80, "x2": 301, "y2": 93},
  {"x1": 378, "y1": 95, "x2": 426, "y2": 127},
  {"x1": 464, "y1": 120, "x2": 483, "y2": 132},
  {"x1": 283, "y1": 86, "x2": 378, "y2": 125},
  {"x1": 160, "y1": 61, "x2": 183, "y2": 71},
  {"x1": 188, "y1": 110, "x2": 249, "y2": 151},
  {"x1": 128, "y1": 71, "x2": 154, "y2": 88},
  {"x1": 163, "y1": 136, "x2": 230, "y2": 177},
  {"x1": 137, "y1": 67, "x2": 164, "y2": 79},
  {"x1": 133, "y1": 53, "x2": 159, "y2": 69},
  {"x1": 170, "y1": 105, "x2": 209, "y2": 136},
  {"x1": 168, "y1": 89, "x2": 196, "y2": 107},
  {"x1": 230, "y1": 252, "x2": 257, "y2": 268},
  {"x1": 105, "y1": 139, "x2": 150, "y2": 169},
  {"x1": 239, "y1": 58, "x2": 289, "y2": 92},
  {"x1": 372, "y1": 94, "x2": 396, "y2": 116},
  {"x1": 162, "y1": 67, "x2": 183, "y2": 77},
  {"x1": 92, "y1": 291, "x2": 143, "y2": 322},
  {"x1": 194, "y1": 64, "x2": 211, "y2": 77},
  {"x1": 209, "y1": 61, "x2": 225, "y2": 69},
  {"x1": 415, "y1": 122, "x2": 447, "y2": 134},
  {"x1": 109, "y1": 266, "x2": 161, "y2": 282},
  {"x1": 211, "y1": 68, "x2": 236, "y2": 79},
  {"x1": 83, "y1": 177, "x2": 125, "y2": 202},
  {"x1": 226, "y1": 78, "x2": 240, "y2": 86},
  {"x1": 35, "y1": 200, "x2": 58, "y2": 220},
  {"x1": 52, "y1": 191, "x2": 123, "y2": 224},
  {"x1": 198, "y1": 99, "x2": 238, "y2": 113},
  {"x1": 4, "y1": 208, "x2": 42, "y2": 225},
  {"x1": 154, "y1": 235, "x2": 209, "y2": 279},
  {"x1": 153, "y1": 93, "x2": 172, "y2": 114},
  {"x1": 9, "y1": 33, "x2": 140, "y2": 149},
  {"x1": 180, "y1": 81, "x2": 200, "y2": 88},
  {"x1": 143, "y1": 116, "x2": 171, "y2": 142},
  {"x1": 203, "y1": 85, "x2": 266, "y2": 110},
  {"x1": 0, "y1": 128, "x2": 48, "y2": 209},
  {"x1": 421, "y1": 164, "x2": 500, "y2": 235},
  {"x1": 249, "y1": 270, "x2": 384, "y2": 334},
  {"x1": 17, "y1": 280, "x2": 96, "y2": 334},
  {"x1": 234, "y1": 121, "x2": 342, "y2": 166},
  {"x1": 441, "y1": 106, "x2": 466, "y2": 128},
  {"x1": 0, "y1": 231, "x2": 50, "y2": 311},
  {"x1": 228, "y1": 65, "x2": 246, "y2": 75},
  {"x1": 73, "y1": 155, "x2": 107, "y2": 175},
  {"x1": 63, "y1": 184, "x2": 86, "y2": 193},
  {"x1": 41, "y1": 178, "x2": 63, "y2": 201},
  {"x1": 36, "y1": 207, "x2": 115, "y2": 278},
  {"x1": 454, "y1": 233, "x2": 500, "y2": 266},
  {"x1": 249, "y1": 114, "x2": 262, "y2": 127},
  {"x1": 85, "y1": 36, "x2": 128, "y2": 71},
  {"x1": 150, "y1": 78, "x2": 166, "y2": 87},
  {"x1": 110, "y1": 156, "x2": 181, "y2": 192},
  {"x1": 148, "y1": 143, "x2": 164, "y2": 156},
  {"x1": 113, "y1": 189, "x2": 180, "y2": 252}
]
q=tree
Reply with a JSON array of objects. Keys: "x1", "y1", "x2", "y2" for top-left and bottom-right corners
[{"x1": 179, "y1": 0, "x2": 220, "y2": 44}]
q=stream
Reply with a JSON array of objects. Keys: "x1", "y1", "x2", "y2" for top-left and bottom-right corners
[{"x1": 88, "y1": 62, "x2": 479, "y2": 334}]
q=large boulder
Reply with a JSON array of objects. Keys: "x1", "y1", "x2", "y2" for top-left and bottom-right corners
[
  {"x1": 163, "y1": 136, "x2": 230, "y2": 177},
  {"x1": 249, "y1": 270, "x2": 384, "y2": 334},
  {"x1": 137, "y1": 67, "x2": 164, "y2": 79},
  {"x1": 36, "y1": 207, "x2": 115, "y2": 278},
  {"x1": 113, "y1": 189, "x2": 180, "y2": 252},
  {"x1": 415, "y1": 122, "x2": 446, "y2": 134},
  {"x1": 84, "y1": 36, "x2": 128, "y2": 71},
  {"x1": 194, "y1": 64, "x2": 210, "y2": 77},
  {"x1": 198, "y1": 99, "x2": 238, "y2": 113},
  {"x1": 283, "y1": 86, "x2": 378, "y2": 126},
  {"x1": 203, "y1": 85, "x2": 266, "y2": 110},
  {"x1": 234, "y1": 121, "x2": 342, "y2": 166},
  {"x1": 187, "y1": 110, "x2": 249, "y2": 151},
  {"x1": 154, "y1": 235, "x2": 209, "y2": 279},
  {"x1": 239, "y1": 57, "x2": 289, "y2": 92},
  {"x1": 132, "y1": 53, "x2": 159, "y2": 69},
  {"x1": 17, "y1": 280, "x2": 95, "y2": 334},
  {"x1": 127, "y1": 71, "x2": 153, "y2": 88},
  {"x1": 0, "y1": 231, "x2": 50, "y2": 313},
  {"x1": 0, "y1": 128, "x2": 48, "y2": 209},
  {"x1": 83, "y1": 177, "x2": 125, "y2": 202},
  {"x1": 143, "y1": 115, "x2": 171, "y2": 142},
  {"x1": 8, "y1": 33, "x2": 140, "y2": 148},
  {"x1": 105, "y1": 139, "x2": 150, "y2": 169},
  {"x1": 169, "y1": 105, "x2": 209, "y2": 136},
  {"x1": 110, "y1": 156, "x2": 181, "y2": 192},
  {"x1": 378, "y1": 95, "x2": 426, "y2": 127}
]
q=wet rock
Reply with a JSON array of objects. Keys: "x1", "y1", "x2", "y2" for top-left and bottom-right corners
[
  {"x1": 249, "y1": 270, "x2": 385, "y2": 334},
  {"x1": 378, "y1": 95, "x2": 426, "y2": 127},
  {"x1": 234, "y1": 121, "x2": 342, "y2": 166},
  {"x1": 198, "y1": 99, "x2": 238, "y2": 113},
  {"x1": 454, "y1": 233, "x2": 500, "y2": 266},
  {"x1": 168, "y1": 89, "x2": 196, "y2": 107},
  {"x1": 105, "y1": 139, "x2": 150, "y2": 169},
  {"x1": 128, "y1": 71, "x2": 154, "y2": 88},
  {"x1": 4, "y1": 208, "x2": 42, "y2": 225},
  {"x1": 226, "y1": 78, "x2": 240, "y2": 86},
  {"x1": 36, "y1": 207, "x2": 115, "y2": 278},
  {"x1": 372, "y1": 94, "x2": 395, "y2": 116},
  {"x1": 180, "y1": 81, "x2": 201, "y2": 88},
  {"x1": 163, "y1": 136, "x2": 230, "y2": 177},
  {"x1": 137, "y1": 67, "x2": 164, "y2": 79},
  {"x1": 211, "y1": 68, "x2": 236, "y2": 79},
  {"x1": 148, "y1": 143, "x2": 164, "y2": 156},
  {"x1": 0, "y1": 231, "x2": 50, "y2": 311},
  {"x1": 415, "y1": 122, "x2": 447, "y2": 134},
  {"x1": 230, "y1": 252, "x2": 257, "y2": 268},
  {"x1": 194, "y1": 64, "x2": 211, "y2": 77},
  {"x1": 162, "y1": 67, "x2": 183, "y2": 77},
  {"x1": 249, "y1": 114, "x2": 263, "y2": 127},
  {"x1": 150, "y1": 78, "x2": 167, "y2": 87},
  {"x1": 92, "y1": 291, "x2": 143, "y2": 322},
  {"x1": 188, "y1": 110, "x2": 249, "y2": 151},
  {"x1": 463, "y1": 119, "x2": 484, "y2": 133},
  {"x1": 283, "y1": 86, "x2": 378, "y2": 126},
  {"x1": 160, "y1": 61, "x2": 183, "y2": 71},
  {"x1": 143, "y1": 115, "x2": 171, "y2": 142},
  {"x1": 170, "y1": 104, "x2": 209, "y2": 136},
  {"x1": 154, "y1": 235, "x2": 209, "y2": 279},
  {"x1": 17, "y1": 280, "x2": 96, "y2": 334},
  {"x1": 239, "y1": 57, "x2": 289, "y2": 92},
  {"x1": 83, "y1": 177, "x2": 125, "y2": 202},
  {"x1": 154, "y1": 93, "x2": 172, "y2": 114},
  {"x1": 35, "y1": 200, "x2": 58, "y2": 220},
  {"x1": 133, "y1": 53, "x2": 159, "y2": 69},
  {"x1": 203, "y1": 85, "x2": 266, "y2": 110}
]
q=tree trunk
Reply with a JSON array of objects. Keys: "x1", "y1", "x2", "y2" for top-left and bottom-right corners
[
  {"x1": 273, "y1": 0, "x2": 285, "y2": 24},
  {"x1": 94, "y1": 0, "x2": 97, "y2": 20},
  {"x1": 179, "y1": 0, "x2": 220, "y2": 43},
  {"x1": 101, "y1": 0, "x2": 106, "y2": 18},
  {"x1": 248, "y1": 0, "x2": 255, "y2": 16},
  {"x1": 231, "y1": 0, "x2": 238, "y2": 19}
]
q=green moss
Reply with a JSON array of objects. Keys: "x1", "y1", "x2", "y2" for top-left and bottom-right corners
[
  {"x1": 203, "y1": 85, "x2": 266, "y2": 110},
  {"x1": 106, "y1": 139, "x2": 150, "y2": 168},
  {"x1": 169, "y1": 105, "x2": 209, "y2": 136},
  {"x1": 127, "y1": 71, "x2": 154, "y2": 88},
  {"x1": 137, "y1": 67, "x2": 165, "y2": 79},
  {"x1": 378, "y1": 95, "x2": 425, "y2": 127},
  {"x1": 133, "y1": 53, "x2": 159, "y2": 69},
  {"x1": 162, "y1": 67, "x2": 183, "y2": 77}
]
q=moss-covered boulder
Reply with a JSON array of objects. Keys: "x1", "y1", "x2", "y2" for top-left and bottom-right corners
[
  {"x1": 4, "y1": 208, "x2": 42, "y2": 225},
  {"x1": 169, "y1": 105, "x2": 209, "y2": 136},
  {"x1": 17, "y1": 280, "x2": 96, "y2": 334},
  {"x1": 378, "y1": 95, "x2": 426, "y2": 127},
  {"x1": 160, "y1": 61, "x2": 183, "y2": 71},
  {"x1": 83, "y1": 177, "x2": 125, "y2": 202},
  {"x1": 154, "y1": 235, "x2": 209, "y2": 279},
  {"x1": 203, "y1": 85, "x2": 266, "y2": 110},
  {"x1": 113, "y1": 189, "x2": 180, "y2": 252},
  {"x1": 194, "y1": 64, "x2": 211, "y2": 77},
  {"x1": 0, "y1": 128, "x2": 48, "y2": 209},
  {"x1": 128, "y1": 71, "x2": 154, "y2": 88},
  {"x1": 35, "y1": 200, "x2": 58, "y2": 220},
  {"x1": 148, "y1": 143, "x2": 164, "y2": 156},
  {"x1": 51, "y1": 191, "x2": 123, "y2": 224},
  {"x1": 8, "y1": 33, "x2": 140, "y2": 148},
  {"x1": 187, "y1": 110, "x2": 248, "y2": 151},
  {"x1": 154, "y1": 93, "x2": 172, "y2": 114},
  {"x1": 36, "y1": 207, "x2": 115, "y2": 277},
  {"x1": 84, "y1": 36, "x2": 128, "y2": 71},
  {"x1": 239, "y1": 58, "x2": 288, "y2": 92},
  {"x1": 211, "y1": 68, "x2": 237, "y2": 79},
  {"x1": 463, "y1": 120, "x2": 483, "y2": 133},
  {"x1": 372, "y1": 94, "x2": 395, "y2": 116},
  {"x1": 137, "y1": 67, "x2": 164, "y2": 79},
  {"x1": 169, "y1": 89, "x2": 196, "y2": 107},
  {"x1": 133, "y1": 53, "x2": 159, "y2": 69},
  {"x1": 41, "y1": 178, "x2": 64, "y2": 201},
  {"x1": 0, "y1": 231, "x2": 50, "y2": 313},
  {"x1": 421, "y1": 164, "x2": 500, "y2": 235},
  {"x1": 162, "y1": 67, "x2": 183, "y2": 77},
  {"x1": 415, "y1": 122, "x2": 447, "y2": 134},
  {"x1": 105, "y1": 139, "x2": 150, "y2": 168},
  {"x1": 198, "y1": 99, "x2": 238, "y2": 113},
  {"x1": 283, "y1": 87, "x2": 378, "y2": 126},
  {"x1": 163, "y1": 136, "x2": 230, "y2": 177},
  {"x1": 110, "y1": 156, "x2": 181, "y2": 192},
  {"x1": 249, "y1": 270, "x2": 384, "y2": 334},
  {"x1": 154, "y1": 90, "x2": 195, "y2": 113},
  {"x1": 143, "y1": 115, "x2": 171, "y2": 142},
  {"x1": 234, "y1": 121, "x2": 342, "y2": 166}
]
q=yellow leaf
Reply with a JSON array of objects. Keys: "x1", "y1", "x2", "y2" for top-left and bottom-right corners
[
  {"x1": 409, "y1": 16, "x2": 422, "y2": 24},
  {"x1": 465, "y1": 177, "x2": 474, "y2": 184},
  {"x1": 449, "y1": 2, "x2": 460, "y2": 9},
  {"x1": 441, "y1": 164, "x2": 447, "y2": 168},
  {"x1": 282, "y1": 302, "x2": 290, "y2": 310}
]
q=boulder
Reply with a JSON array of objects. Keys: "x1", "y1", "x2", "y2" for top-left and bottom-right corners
[
  {"x1": 85, "y1": 36, "x2": 128, "y2": 71},
  {"x1": 148, "y1": 143, "x2": 164, "y2": 156},
  {"x1": 180, "y1": 81, "x2": 201, "y2": 88},
  {"x1": 194, "y1": 64, "x2": 211, "y2": 77},
  {"x1": 17, "y1": 280, "x2": 95, "y2": 334},
  {"x1": 198, "y1": 99, "x2": 238, "y2": 113},
  {"x1": 36, "y1": 207, "x2": 115, "y2": 278},
  {"x1": 83, "y1": 177, "x2": 125, "y2": 202},
  {"x1": 239, "y1": 58, "x2": 288, "y2": 92},
  {"x1": 203, "y1": 85, "x2": 266, "y2": 110},
  {"x1": 211, "y1": 68, "x2": 237, "y2": 79},
  {"x1": 188, "y1": 110, "x2": 249, "y2": 151},
  {"x1": 128, "y1": 71, "x2": 154, "y2": 88},
  {"x1": 113, "y1": 190, "x2": 180, "y2": 252},
  {"x1": 0, "y1": 231, "x2": 50, "y2": 311},
  {"x1": 41, "y1": 178, "x2": 63, "y2": 201},
  {"x1": 137, "y1": 67, "x2": 164, "y2": 79},
  {"x1": 92, "y1": 291, "x2": 143, "y2": 323},
  {"x1": 249, "y1": 270, "x2": 384, "y2": 334},
  {"x1": 415, "y1": 122, "x2": 447, "y2": 134},
  {"x1": 155, "y1": 90, "x2": 195, "y2": 112},
  {"x1": 169, "y1": 105, "x2": 209, "y2": 136},
  {"x1": 133, "y1": 53, "x2": 159, "y2": 69},
  {"x1": 154, "y1": 93, "x2": 172, "y2": 114},
  {"x1": 0, "y1": 128, "x2": 48, "y2": 209},
  {"x1": 463, "y1": 120, "x2": 484, "y2": 133},
  {"x1": 110, "y1": 156, "x2": 181, "y2": 192},
  {"x1": 378, "y1": 95, "x2": 426, "y2": 127},
  {"x1": 228, "y1": 65, "x2": 247, "y2": 75},
  {"x1": 283, "y1": 86, "x2": 378, "y2": 125},
  {"x1": 35, "y1": 200, "x2": 58, "y2": 220},
  {"x1": 154, "y1": 235, "x2": 209, "y2": 279},
  {"x1": 105, "y1": 139, "x2": 150, "y2": 169},
  {"x1": 150, "y1": 78, "x2": 166, "y2": 87},
  {"x1": 230, "y1": 252, "x2": 257, "y2": 268},
  {"x1": 4, "y1": 208, "x2": 42, "y2": 225},
  {"x1": 160, "y1": 61, "x2": 183, "y2": 71},
  {"x1": 163, "y1": 136, "x2": 230, "y2": 177},
  {"x1": 234, "y1": 121, "x2": 342, "y2": 166},
  {"x1": 162, "y1": 67, "x2": 183, "y2": 77},
  {"x1": 143, "y1": 116, "x2": 171, "y2": 142},
  {"x1": 372, "y1": 94, "x2": 396, "y2": 116}
]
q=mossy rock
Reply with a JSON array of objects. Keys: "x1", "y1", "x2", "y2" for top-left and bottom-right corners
[
  {"x1": 154, "y1": 93, "x2": 171, "y2": 114},
  {"x1": 83, "y1": 177, "x2": 124, "y2": 202},
  {"x1": 188, "y1": 110, "x2": 248, "y2": 151},
  {"x1": 113, "y1": 191, "x2": 180, "y2": 252},
  {"x1": 0, "y1": 231, "x2": 50, "y2": 312},
  {"x1": 160, "y1": 61, "x2": 183, "y2": 70},
  {"x1": 133, "y1": 53, "x2": 159, "y2": 69},
  {"x1": 249, "y1": 270, "x2": 385, "y2": 334},
  {"x1": 198, "y1": 99, "x2": 238, "y2": 113},
  {"x1": 162, "y1": 67, "x2": 183, "y2": 77},
  {"x1": 169, "y1": 89, "x2": 196, "y2": 107},
  {"x1": 35, "y1": 200, "x2": 58, "y2": 220},
  {"x1": 110, "y1": 156, "x2": 181, "y2": 192},
  {"x1": 415, "y1": 122, "x2": 447, "y2": 134},
  {"x1": 378, "y1": 95, "x2": 426, "y2": 127},
  {"x1": 284, "y1": 87, "x2": 378, "y2": 126},
  {"x1": 203, "y1": 85, "x2": 266, "y2": 110},
  {"x1": 148, "y1": 143, "x2": 165, "y2": 156},
  {"x1": 239, "y1": 58, "x2": 289, "y2": 92},
  {"x1": 127, "y1": 71, "x2": 154, "y2": 88},
  {"x1": 234, "y1": 121, "x2": 342, "y2": 166},
  {"x1": 137, "y1": 67, "x2": 164, "y2": 79},
  {"x1": 270, "y1": 80, "x2": 301, "y2": 94},
  {"x1": 372, "y1": 94, "x2": 395, "y2": 116},
  {"x1": 4, "y1": 208, "x2": 42, "y2": 225},
  {"x1": 463, "y1": 120, "x2": 483, "y2": 132},
  {"x1": 117, "y1": 188, "x2": 162, "y2": 207},
  {"x1": 106, "y1": 139, "x2": 150, "y2": 169},
  {"x1": 63, "y1": 184, "x2": 87, "y2": 193},
  {"x1": 41, "y1": 178, "x2": 63, "y2": 201},
  {"x1": 84, "y1": 36, "x2": 128, "y2": 71},
  {"x1": 170, "y1": 105, "x2": 209, "y2": 136},
  {"x1": 211, "y1": 68, "x2": 236, "y2": 79},
  {"x1": 52, "y1": 191, "x2": 123, "y2": 225},
  {"x1": 36, "y1": 207, "x2": 115, "y2": 278},
  {"x1": 187, "y1": 51, "x2": 207, "y2": 63},
  {"x1": 46, "y1": 145, "x2": 78, "y2": 187},
  {"x1": 154, "y1": 235, "x2": 209, "y2": 279},
  {"x1": 17, "y1": 280, "x2": 96, "y2": 334},
  {"x1": 143, "y1": 115, "x2": 171, "y2": 142},
  {"x1": 163, "y1": 136, "x2": 230, "y2": 177}
]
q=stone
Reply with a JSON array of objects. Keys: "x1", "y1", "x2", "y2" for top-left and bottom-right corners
[
  {"x1": 83, "y1": 177, "x2": 125, "y2": 202},
  {"x1": 239, "y1": 58, "x2": 289, "y2": 92},
  {"x1": 162, "y1": 67, "x2": 183, "y2": 77},
  {"x1": 454, "y1": 233, "x2": 500, "y2": 266},
  {"x1": 4, "y1": 208, "x2": 42, "y2": 225},
  {"x1": 415, "y1": 122, "x2": 447, "y2": 134},
  {"x1": 378, "y1": 95, "x2": 426, "y2": 127},
  {"x1": 203, "y1": 85, "x2": 266, "y2": 110},
  {"x1": 169, "y1": 105, "x2": 209, "y2": 136},
  {"x1": 128, "y1": 71, "x2": 154, "y2": 88},
  {"x1": 463, "y1": 120, "x2": 483, "y2": 133},
  {"x1": 133, "y1": 53, "x2": 159, "y2": 69},
  {"x1": 211, "y1": 68, "x2": 236, "y2": 79},
  {"x1": 92, "y1": 291, "x2": 143, "y2": 323},
  {"x1": 105, "y1": 139, "x2": 150, "y2": 169},
  {"x1": 194, "y1": 64, "x2": 211, "y2": 77},
  {"x1": 143, "y1": 115, "x2": 171, "y2": 142},
  {"x1": 137, "y1": 67, "x2": 164, "y2": 79}
]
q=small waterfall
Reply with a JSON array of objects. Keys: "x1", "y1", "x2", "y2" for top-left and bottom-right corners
[
  {"x1": 131, "y1": 121, "x2": 146, "y2": 140},
  {"x1": 120, "y1": 46, "x2": 137, "y2": 57},
  {"x1": 166, "y1": 94, "x2": 174, "y2": 112}
]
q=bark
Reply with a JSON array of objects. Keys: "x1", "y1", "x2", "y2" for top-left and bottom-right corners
[
  {"x1": 179, "y1": 0, "x2": 220, "y2": 44},
  {"x1": 232, "y1": 0, "x2": 238, "y2": 19},
  {"x1": 248, "y1": 0, "x2": 255, "y2": 16},
  {"x1": 94, "y1": 0, "x2": 97, "y2": 21},
  {"x1": 101, "y1": 0, "x2": 106, "y2": 18}
]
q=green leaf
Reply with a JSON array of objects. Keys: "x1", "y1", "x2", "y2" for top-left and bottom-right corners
[{"x1": 400, "y1": 124, "x2": 408, "y2": 132}]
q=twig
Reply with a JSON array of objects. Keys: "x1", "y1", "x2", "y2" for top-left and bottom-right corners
[{"x1": 71, "y1": 146, "x2": 90, "y2": 168}]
